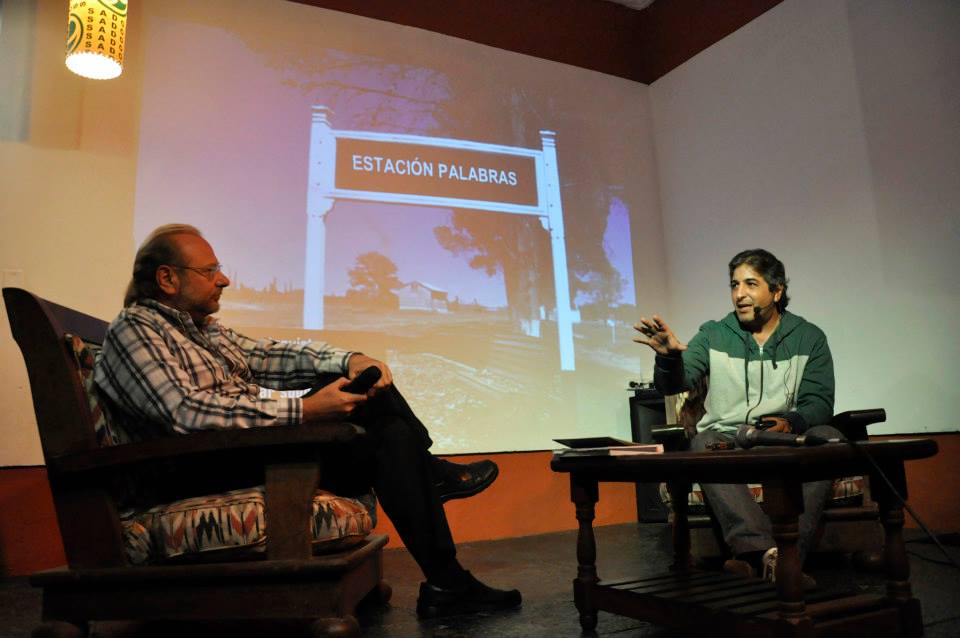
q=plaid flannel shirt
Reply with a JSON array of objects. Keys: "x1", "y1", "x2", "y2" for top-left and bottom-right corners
[{"x1": 94, "y1": 299, "x2": 354, "y2": 435}]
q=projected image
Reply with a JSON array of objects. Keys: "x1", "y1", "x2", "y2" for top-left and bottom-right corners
[{"x1": 133, "y1": 1, "x2": 651, "y2": 452}]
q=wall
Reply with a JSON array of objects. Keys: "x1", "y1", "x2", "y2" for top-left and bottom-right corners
[
  {"x1": 1, "y1": 0, "x2": 143, "y2": 467},
  {"x1": 3, "y1": 439, "x2": 958, "y2": 576},
  {"x1": 648, "y1": 0, "x2": 960, "y2": 435}
]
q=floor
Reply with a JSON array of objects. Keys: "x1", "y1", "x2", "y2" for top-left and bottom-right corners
[{"x1": 2, "y1": 523, "x2": 958, "y2": 637}]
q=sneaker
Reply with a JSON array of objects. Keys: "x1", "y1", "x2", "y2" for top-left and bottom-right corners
[
  {"x1": 761, "y1": 547, "x2": 817, "y2": 589},
  {"x1": 434, "y1": 459, "x2": 499, "y2": 503},
  {"x1": 761, "y1": 547, "x2": 778, "y2": 582},
  {"x1": 416, "y1": 571, "x2": 522, "y2": 618}
]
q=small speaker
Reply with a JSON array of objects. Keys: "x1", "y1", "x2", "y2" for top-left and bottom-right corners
[{"x1": 629, "y1": 389, "x2": 669, "y2": 522}]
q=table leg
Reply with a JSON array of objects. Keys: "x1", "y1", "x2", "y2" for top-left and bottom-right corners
[
  {"x1": 570, "y1": 474, "x2": 600, "y2": 631},
  {"x1": 762, "y1": 478, "x2": 811, "y2": 628},
  {"x1": 870, "y1": 459, "x2": 923, "y2": 637}
]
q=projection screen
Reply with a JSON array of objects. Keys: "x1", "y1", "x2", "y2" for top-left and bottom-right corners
[{"x1": 132, "y1": 0, "x2": 659, "y2": 453}]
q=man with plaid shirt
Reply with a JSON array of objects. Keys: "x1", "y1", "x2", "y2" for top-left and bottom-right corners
[{"x1": 95, "y1": 223, "x2": 521, "y2": 618}]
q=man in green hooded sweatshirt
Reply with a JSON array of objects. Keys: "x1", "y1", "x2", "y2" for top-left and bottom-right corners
[{"x1": 633, "y1": 249, "x2": 842, "y2": 584}]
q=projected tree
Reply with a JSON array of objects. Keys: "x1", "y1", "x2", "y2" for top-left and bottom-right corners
[
  {"x1": 575, "y1": 265, "x2": 627, "y2": 320},
  {"x1": 428, "y1": 81, "x2": 629, "y2": 323},
  {"x1": 565, "y1": 191, "x2": 629, "y2": 317},
  {"x1": 346, "y1": 252, "x2": 402, "y2": 309},
  {"x1": 276, "y1": 49, "x2": 451, "y2": 134},
  {"x1": 434, "y1": 214, "x2": 553, "y2": 322}
]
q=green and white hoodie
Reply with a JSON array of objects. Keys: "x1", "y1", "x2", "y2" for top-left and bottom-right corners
[{"x1": 654, "y1": 311, "x2": 834, "y2": 435}]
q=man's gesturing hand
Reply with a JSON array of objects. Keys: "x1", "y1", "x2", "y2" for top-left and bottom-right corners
[
  {"x1": 302, "y1": 377, "x2": 368, "y2": 423},
  {"x1": 633, "y1": 315, "x2": 687, "y2": 356},
  {"x1": 346, "y1": 354, "x2": 393, "y2": 392}
]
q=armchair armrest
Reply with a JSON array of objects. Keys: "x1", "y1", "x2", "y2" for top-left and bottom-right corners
[
  {"x1": 46, "y1": 423, "x2": 370, "y2": 567},
  {"x1": 650, "y1": 426, "x2": 688, "y2": 451},
  {"x1": 831, "y1": 409, "x2": 886, "y2": 442},
  {"x1": 49, "y1": 422, "x2": 366, "y2": 475}
]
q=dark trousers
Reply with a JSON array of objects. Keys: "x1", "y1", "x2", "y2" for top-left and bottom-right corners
[{"x1": 312, "y1": 374, "x2": 457, "y2": 581}]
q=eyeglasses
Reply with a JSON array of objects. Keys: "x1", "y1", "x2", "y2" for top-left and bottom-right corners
[{"x1": 170, "y1": 263, "x2": 224, "y2": 280}]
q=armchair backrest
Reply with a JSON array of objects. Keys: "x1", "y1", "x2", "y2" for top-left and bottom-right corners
[
  {"x1": 3, "y1": 287, "x2": 108, "y2": 460},
  {"x1": 4, "y1": 287, "x2": 130, "y2": 567}
]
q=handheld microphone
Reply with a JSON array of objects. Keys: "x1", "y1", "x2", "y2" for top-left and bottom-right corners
[{"x1": 735, "y1": 425, "x2": 844, "y2": 449}]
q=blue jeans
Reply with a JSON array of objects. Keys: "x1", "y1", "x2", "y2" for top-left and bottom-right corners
[{"x1": 690, "y1": 425, "x2": 844, "y2": 563}]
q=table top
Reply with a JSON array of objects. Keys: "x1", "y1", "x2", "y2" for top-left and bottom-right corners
[{"x1": 550, "y1": 438, "x2": 938, "y2": 484}]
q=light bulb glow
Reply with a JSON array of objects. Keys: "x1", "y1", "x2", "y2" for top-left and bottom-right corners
[{"x1": 65, "y1": 51, "x2": 123, "y2": 80}]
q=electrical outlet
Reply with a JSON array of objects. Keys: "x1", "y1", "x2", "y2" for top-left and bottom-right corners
[{"x1": 2, "y1": 269, "x2": 25, "y2": 288}]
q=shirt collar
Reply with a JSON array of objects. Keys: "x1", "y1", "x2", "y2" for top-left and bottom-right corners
[{"x1": 136, "y1": 298, "x2": 220, "y2": 340}]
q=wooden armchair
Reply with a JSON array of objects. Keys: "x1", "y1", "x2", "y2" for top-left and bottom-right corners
[{"x1": 3, "y1": 287, "x2": 390, "y2": 638}]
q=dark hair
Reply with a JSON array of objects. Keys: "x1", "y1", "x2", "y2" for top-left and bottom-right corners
[
  {"x1": 123, "y1": 224, "x2": 202, "y2": 307},
  {"x1": 728, "y1": 249, "x2": 790, "y2": 312}
]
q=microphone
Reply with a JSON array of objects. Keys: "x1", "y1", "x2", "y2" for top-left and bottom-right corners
[
  {"x1": 735, "y1": 425, "x2": 844, "y2": 449},
  {"x1": 752, "y1": 301, "x2": 773, "y2": 317}
]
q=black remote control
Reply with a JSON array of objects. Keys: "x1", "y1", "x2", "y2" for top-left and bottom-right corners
[{"x1": 342, "y1": 366, "x2": 381, "y2": 395}]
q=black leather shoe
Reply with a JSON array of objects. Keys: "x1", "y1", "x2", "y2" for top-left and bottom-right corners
[
  {"x1": 434, "y1": 459, "x2": 499, "y2": 503},
  {"x1": 416, "y1": 572, "x2": 522, "y2": 618}
]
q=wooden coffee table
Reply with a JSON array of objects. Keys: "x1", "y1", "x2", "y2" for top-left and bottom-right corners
[{"x1": 550, "y1": 439, "x2": 938, "y2": 637}]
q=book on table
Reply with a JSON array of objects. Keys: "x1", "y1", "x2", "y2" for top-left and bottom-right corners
[{"x1": 553, "y1": 436, "x2": 664, "y2": 457}]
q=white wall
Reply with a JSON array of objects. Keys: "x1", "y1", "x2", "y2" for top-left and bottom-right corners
[
  {"x1": 1, "y1": 0, "x2": 143, "y2": 466},
  {"x1": 649, "y1": 0, "x2": 960, "y2": 434}
]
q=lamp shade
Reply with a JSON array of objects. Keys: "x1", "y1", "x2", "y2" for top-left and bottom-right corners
[{"x1": 65, "y1": 1, "x2": 128, "y2": 80}]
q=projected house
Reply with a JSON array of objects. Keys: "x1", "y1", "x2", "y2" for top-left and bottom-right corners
[
  {"x1": 398, "y1": 281, "x2": 449, "y2": 313},
  {"x1": 304, "y1": 106, "x2": 577, "y2": 370}
]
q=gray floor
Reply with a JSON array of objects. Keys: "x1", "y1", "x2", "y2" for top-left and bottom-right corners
[{"x1": 2, "y1": 524, "x2": 958, "y2": 637}]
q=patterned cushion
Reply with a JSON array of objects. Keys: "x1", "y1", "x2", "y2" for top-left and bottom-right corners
[
  {"x1": 65, "y1": 337, "x2": 379, "y2": 564},
  {"x1": 121, "y1": 486, "x2": 377, "y2": 565},
  {"x1": 660, "y1": 477, "x2": 863, "y2": 513},
  {"x1": 829, "y1": 476, "x2": 866, "y2": 507},
  {"x1": 659, "y1": 483, "x2": 762, "y2": 514},
  {"x1": 65, "y1": 334, "x2": 131, "y2": 447}
]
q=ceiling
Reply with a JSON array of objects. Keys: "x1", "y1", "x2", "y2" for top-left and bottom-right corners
[
  {"x1": 606, "y1": 0, "x2": 657, "y2": 10},
  {"x1": 287, "y1": 0, "x2": 784, "y2": 84}
]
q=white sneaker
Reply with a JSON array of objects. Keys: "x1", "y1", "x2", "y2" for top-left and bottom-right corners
[
  {"x1": 762, "y1": 546, "x2": 817, "y2": 589},
  {"x1": 761, "y1": 547, "x2": 778, "y2": 582}
]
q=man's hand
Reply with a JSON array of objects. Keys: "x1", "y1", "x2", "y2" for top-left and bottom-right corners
[
  {"x1": 758, "y1": 416, "x2": 792, "y2": 433},
  {"x1": 346, "y1": 354, "x2": 393, "y2": 393},
  {"x1": 633, "y1": 315, "x2": 688, "y2": 356},
  {"x1": 302, "y1": 377, "x2": 368, "y2": 422}
]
